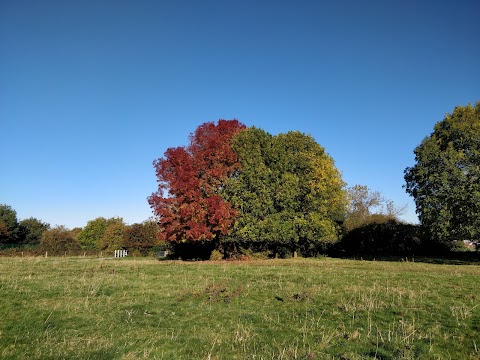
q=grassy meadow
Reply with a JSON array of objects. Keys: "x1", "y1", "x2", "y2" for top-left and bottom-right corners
[{"x1": 0, "y1": 256, "x2": 479, "y2": 359}]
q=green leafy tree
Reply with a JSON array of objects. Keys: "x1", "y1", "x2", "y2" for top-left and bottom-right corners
[
  {"x1": 77, "y1": 218, "x2": 108, "y2": 249},
  {"x1": 337, "y1": 220, "x2": 422, "y2": 256},
  {"x1": 226, "y1": 129, "x2": 347, "y2": 256},
  {"x1": 41, "y1": 226, "x2": 81, "y2": 255},
  {"x1": 77, "y1": 217, "x2": 123, "y2": 249},
  {"x1": 0, "y1": 204, "x2": 21, "y2": 244},
  {"x1": 223, "y1": 127, "x2": 274, "y2": 248},
  {"x1": 404, "y1": 102, "x2": 480, "y2": 244},
  {"x1": 97, "y1": 218, "x2": 126, "y2": 252},
  {"x1": 19, "y1": 217, "x2": 50, "y2": 245}
]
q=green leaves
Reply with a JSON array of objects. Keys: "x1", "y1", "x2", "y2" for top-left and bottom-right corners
[
  {"x1": 405, "y1": 101, "x2": 480, "y2": 243},
  {"x1": 0, "y1": 204, "x2": 21, "y2": 244},
  {"x1": 77, "y1": 217, "x2": 125, "y2": 250},
  {"x1": 226, "y1": 128, "x2": 347, "y2": 255}
]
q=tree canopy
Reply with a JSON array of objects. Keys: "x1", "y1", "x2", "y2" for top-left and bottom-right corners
[
  {"x1": 148, "y1": 119, "x2": 245, "y2": 244},
  {"x1": 404, "y1": 102, "x2": 480, "y2": 244},
  {"x1": 0, "y1": 204, "x2": 21, "y2": 244},
  {"x1": 40, "y1": 226, "x2": 81, "y2": 255},
  {"x1": 19, "y1": 217, "x2": 50, "y2": 245},
  {"x1": 225, "y1": 128, "x2": 346, "y2": 256},
  {"x1": 77, "y1": 217, "x2": 124, "y2": 250},
  {"x1": 97, "y1": 218, "x2": 127, "y2": 251},
  {"x1": 149, "y1": 121, "x2": 347, "y2": 257},
  {"x1": 124, "y1": 220, "x2": 159, "y2": 254}
]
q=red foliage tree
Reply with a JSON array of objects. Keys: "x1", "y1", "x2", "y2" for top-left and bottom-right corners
[{"x1": 148, "y1": 120, "x2": 245, "y2": 244}]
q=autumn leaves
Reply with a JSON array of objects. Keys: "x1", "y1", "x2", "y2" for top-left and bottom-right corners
[{"x1": 148, "y1": 120, "x2": 346, "y2": 255}]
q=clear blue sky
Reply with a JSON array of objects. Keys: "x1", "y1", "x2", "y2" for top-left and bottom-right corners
[{"x1": 1, "y1": 0, "x2": 479, "y2": 229}]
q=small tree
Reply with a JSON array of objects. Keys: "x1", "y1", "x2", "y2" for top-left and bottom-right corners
[
  {"x1": 344, "y1": 185, "x2": 406, "y2": 232},
  {"x1": 41, "y1": 226, "x2": 81, "y2": 255}
]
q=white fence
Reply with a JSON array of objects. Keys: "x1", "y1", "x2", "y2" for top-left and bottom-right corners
[{"x1": 114, "y1": 249, "x2": 128, "y2": 258}]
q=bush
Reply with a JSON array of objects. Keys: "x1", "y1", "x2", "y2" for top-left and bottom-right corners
[
  {"x1": 222, "y1": 239, "x2": 278, "y2": 259},
  {"x1": 209, "y1": 249, "x2": 223, "y2": 261},
  {"x1": 41, "y1": 226, "x2": 81, "y2": 255},
  {"x1": 124, "y1": 221, "x2": 159, "y2": 255},
  {"x1": 169, "y1": 240, "x2": 216, "y2": 260},
  {"x1": 334, "y1": 220, "x2": 423, "y2": 256},
  {"x1": 0, "y1": 245, "x2": 40, "y2": 257}
]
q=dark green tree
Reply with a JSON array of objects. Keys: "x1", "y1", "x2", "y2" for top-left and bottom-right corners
[
  {"x1": 0, "y1": 204, "x2": 21, "y2": 244},
  {"x1": 336, "y1": 220, "x2": 422, "y2": 256},
  {"x1": 19, "y1": 217, "x2": 50, "y2": 245},
  {"x1": 404, "y1": 102, "x2": 480, "y2": 244},
  {"x1": 223, "y1": 127, "x2": 274, "y2": 247}
]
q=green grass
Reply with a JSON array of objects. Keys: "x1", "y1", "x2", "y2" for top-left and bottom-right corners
[{"x1": 0, "y1": 257, "x2": 479, "y2": 359}]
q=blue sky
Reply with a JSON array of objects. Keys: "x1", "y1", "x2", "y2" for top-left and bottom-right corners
[{"x1": 1, "y1": 0, "x2": 479, "y2": 229}]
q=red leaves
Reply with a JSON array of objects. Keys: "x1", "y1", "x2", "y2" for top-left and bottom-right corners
[
  {"x1": 149, "y1": 119, "x2": 245, "y2": 242},
  {"x1": 207, "y1": 195, "x2": 237, "y2": 234}
]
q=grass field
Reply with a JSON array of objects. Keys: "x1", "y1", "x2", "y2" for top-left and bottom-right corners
[{"x1": 0, "y1": 257, "x2": 479, "y2": 359}]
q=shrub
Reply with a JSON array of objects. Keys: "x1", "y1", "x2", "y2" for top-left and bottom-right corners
[
  {"x1": 209, "y1": 249, "x2": 223, "y2": 261},
  {"x1": 170, "y1": 240, "x2": 216, "y2": 260},
  {"x1": 334, "y1": 220, "x2": 423, "y2": 256},
  {"x1": 41, "y1": 226, "x2": 81, "y2": 255},
  {"x1": 124, "y1": 221, "x2": 159, "y2": 255},
  {"x1": 238, "y1": 248, "x2": 272, "y2": 260}
]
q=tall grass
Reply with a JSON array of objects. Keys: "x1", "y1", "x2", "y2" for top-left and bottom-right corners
[{"x1": 0, "y1": 257, "x2": 479, "y2": 359}]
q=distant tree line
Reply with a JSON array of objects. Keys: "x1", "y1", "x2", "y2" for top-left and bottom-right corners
[
  {"x1": 0, "y1": 205, "x2": 49, "y2": 246},
  {"x1": 0, "y1": 205, "x2": 163, "y2": 256}
]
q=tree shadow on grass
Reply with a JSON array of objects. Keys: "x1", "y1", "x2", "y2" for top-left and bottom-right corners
[
  {"x1": 332, "y1": 252, "x2": 480, "y2": 266},
  {"x1": 409, "y1": 253, "x2": 480, "y2": 265}
]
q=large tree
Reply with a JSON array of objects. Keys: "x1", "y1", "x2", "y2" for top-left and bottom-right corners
[
  {"x1": 148, "y1": 119, "x2": 246, "y2": 245},
  {"x1": 225, "y1": 128, "x2": 347, "y2": 256},
  {"x1": 404, "y1": 102, "x2": 480, "y2": 244}
]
